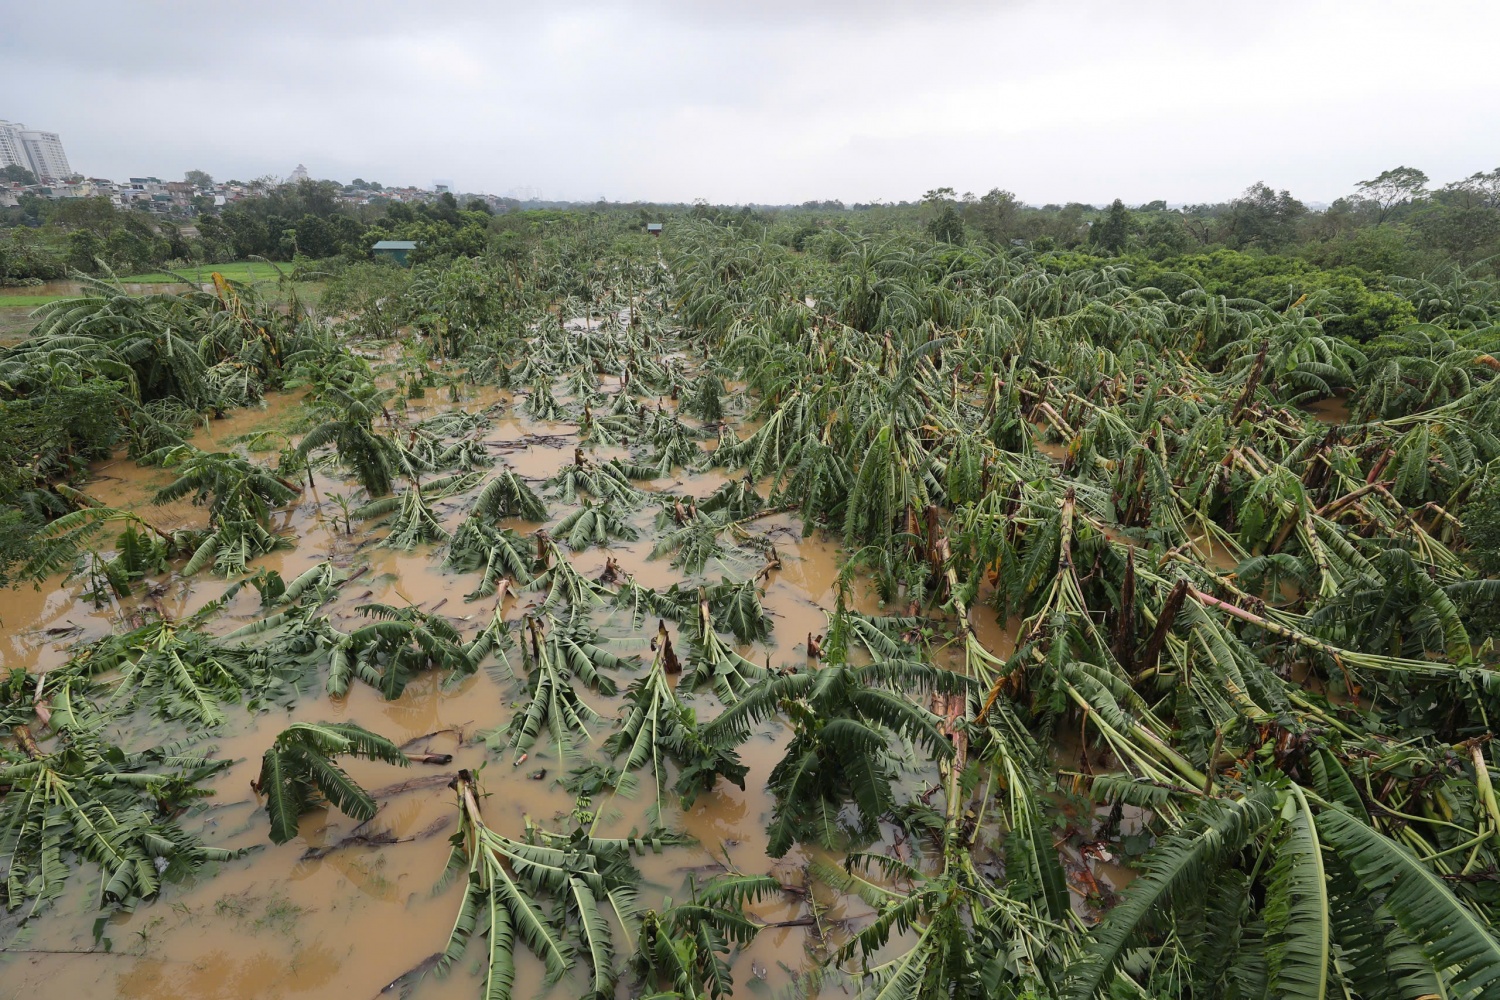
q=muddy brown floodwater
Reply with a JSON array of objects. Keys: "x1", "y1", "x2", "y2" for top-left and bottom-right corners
[
  {"x1": 1301, "y1": 395, "x2": 1352, "y2": 426},
  {"x1": 3, "y1": 369, "x2": 998, "y2": 1000}
]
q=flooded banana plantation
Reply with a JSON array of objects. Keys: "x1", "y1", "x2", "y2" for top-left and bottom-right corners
[{"x1": 2, "y1": 224, "x2": 1500, "y2": 1000}]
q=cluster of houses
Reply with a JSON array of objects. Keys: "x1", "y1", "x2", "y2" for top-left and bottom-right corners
[
  {"x1": 0, "y1": 176, "x2": 224, "y2": 212},
  {"x1": 0, "y1": 166, "x2": 514, "y2": 217}
]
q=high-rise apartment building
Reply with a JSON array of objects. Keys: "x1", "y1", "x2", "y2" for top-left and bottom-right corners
[
  {"x1": 0, "y1": 120, "x2": 74, "y2": 182},
  {"x1": 0, "y1": 121, "x2": 27, "y2": 173},
  {"x1": 20, "y1": 130, "x2": 71, "y2": 181}
]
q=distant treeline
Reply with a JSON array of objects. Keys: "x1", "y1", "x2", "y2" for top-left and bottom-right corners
[{"x1": 2, "y1": 168, "x2": 1497, "y2": 306}]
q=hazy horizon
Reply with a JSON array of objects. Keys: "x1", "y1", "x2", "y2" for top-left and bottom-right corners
[{"x1": 5, "y1": 0, "x2": 1497, "y2": 205}]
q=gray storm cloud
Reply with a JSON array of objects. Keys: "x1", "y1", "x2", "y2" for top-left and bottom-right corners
[{"x1": 3, "y1": 0, "x2": 1496, "y2": 203}]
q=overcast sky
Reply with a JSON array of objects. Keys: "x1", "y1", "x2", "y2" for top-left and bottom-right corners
[{"x1": 5, "y1": 0, "x2": 1497, "y2": 205}]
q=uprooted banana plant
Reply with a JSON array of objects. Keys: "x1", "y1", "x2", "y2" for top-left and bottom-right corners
[
  {"x1": 327, "y1": 603, "x2": 475, "y2": 699},
  {"x1": 703, "y1": 641, "x2": 968, "y2": 858},
  {"x1": 631, "y1": 872, "x2": 783, "y2": 1000},
  {"x1": 603, "y1": 636, "x2": 748, "y2": 820},
  {"x1": 436, "y1": 769, "x2": 687, "y2": 1000},
  {"x1": 1, "y1": 729, "x2": 237, "y2": 912},
  {"x1": 491, "y1": 614, "x2": 611, "y2": 766},
  {"x1": 150, "y1": 444, "x2": 301, "y2": 575},
  {"x1": 255, "y1": 721, "x2": 408, "y2": 844}
]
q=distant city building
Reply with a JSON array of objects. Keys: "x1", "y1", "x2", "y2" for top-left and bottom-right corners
[
  {"x1": 0, "y1": 120, "x2": 73, "y2": 181},
  {"x1": 20, "y1": 129, "x2": 71, "y2": 181},
  {"x1": 290, "y1": 163, "x2": 309, "y2": 182},
  {"x1": 0, "y1": 121, "x2": 27, "y2": 173}
]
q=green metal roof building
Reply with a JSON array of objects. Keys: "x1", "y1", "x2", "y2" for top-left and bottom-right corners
[{"x1": 371, "y1": 239, "x2": 417, "y2": 265}]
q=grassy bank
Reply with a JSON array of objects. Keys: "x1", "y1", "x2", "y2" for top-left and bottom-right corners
[
  {"x1": 0, "y1": 264, "x2": 317, "y2": 340},
  {"x1": 113, "y1": 261, "x2": 294, "y2": 283}
]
